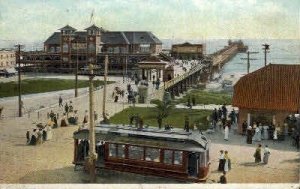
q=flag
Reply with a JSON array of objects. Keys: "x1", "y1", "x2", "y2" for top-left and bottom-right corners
[{"x1": 90, "y1": 9, "x2": 95, "y2": 24}]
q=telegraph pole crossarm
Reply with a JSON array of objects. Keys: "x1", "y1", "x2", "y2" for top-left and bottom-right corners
[{"x1": 241, "y1": 51, "x2": 258, "y2": 74}]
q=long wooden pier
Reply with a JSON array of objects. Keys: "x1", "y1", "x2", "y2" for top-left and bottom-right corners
[{"x1": 151, "y1": 40, "x2": 247, "y2": 100}]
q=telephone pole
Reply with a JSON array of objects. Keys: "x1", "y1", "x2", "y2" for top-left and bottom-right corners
[
  {"x1": 88, "y1": 63, "x2": 97, "y2": 183},
  {"x1": 15, "y1": 44, "x2": 24, "y2": 117},
  {"x1": 262, "y1": 44, "x2": 270, "y2": 66},
  {"x1": 102, "y1": 55, "x2": 108, "y2": 118},
  {"x1": 75, "y1": 41, "x2": 79, "y2": 97},
  {"x1": 241, "y1": 51, "x2": 258, "y2": 74}
]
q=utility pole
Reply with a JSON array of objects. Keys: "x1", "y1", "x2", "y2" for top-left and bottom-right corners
[
  {"x1": 262, "y1": 44, "x2": 270, "y2": 66},
  {"x1": 241, "y1": 51, "x2": 258, "y2": 74},
  {"x1": 15, "y1": 44, "x2": 24, "y2": 117},
  {"x1": 88, "y1": 63, "x2": 97, "y2": 183},
  {"x1": 102, "y1": 55, "x2": 108, "y2": 118},
  {"x1": 75, "y1": 41, "x2": 78, "y2": 97}
]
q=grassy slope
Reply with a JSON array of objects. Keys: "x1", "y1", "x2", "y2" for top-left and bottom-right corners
[
  {"x1": 0, "y1": 78, "x2": 114, "y2": 98},
  {"x1": 175, "y1": 89, "x2": 232, "y2": 105},
  {"x1": 110, "y1": 107, "x2": 211, "y2": 130}
]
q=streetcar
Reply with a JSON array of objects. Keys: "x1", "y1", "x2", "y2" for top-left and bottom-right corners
[{"x1": 73, "y1": 124, "x2": 210, "y2": 182}]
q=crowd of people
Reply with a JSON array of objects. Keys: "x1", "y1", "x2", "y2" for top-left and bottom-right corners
[
  {"x1": 210, "y1": 105, "x2": 238, "y2": 141},
  {"x1": 26, "y1": 123, "x2": 53, "y2": 145}
]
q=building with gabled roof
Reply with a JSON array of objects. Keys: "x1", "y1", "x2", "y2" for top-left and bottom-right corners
[
  {"x1": 233, "y1": 64, "x2": 300, "y2": 134},
  {"x1": 171, "y1": 42, "x2": 205, "y2": 60},
  {"x1": 23, "y1": 24, "x2": 163, "y2": 74}
]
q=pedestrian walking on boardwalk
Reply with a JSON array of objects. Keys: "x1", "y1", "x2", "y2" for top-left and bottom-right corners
[
  {"x1": 218, "y1": 150, "x2": 225, "y2": 171},
  {"x1": 224, "y1": 151, "x2": 231, "y2": 172},
  {"x1": 83, "y1": 110, "x2": 88, "y2": 124},
  {"x1": 59, "y1": 96, "x2": 63, "y2": 107},
  {"x1": 254, "y1": 144, "x2": 262, "y2": 163},
  {"x1": 64, "y1": 102, "x2": 69, "y2": 117},
  {"x1": 224, "y1": 124, "x2": 229, "y2": 141},
  {"x1": 263, "y1": 145, "x2": 271, "y2": 164},
  {"x1": 246, "y1": 126, "x2": 253, "y2": 144}
]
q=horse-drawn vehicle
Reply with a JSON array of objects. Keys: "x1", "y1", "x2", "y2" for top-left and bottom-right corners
[{"x1": 73, "y1": 124, "x2": 210, "y2": 182}]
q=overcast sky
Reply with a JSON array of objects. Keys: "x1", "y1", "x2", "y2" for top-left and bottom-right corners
[{"x1": 0, "y1": 0, "x2": 299, "y2": 44}]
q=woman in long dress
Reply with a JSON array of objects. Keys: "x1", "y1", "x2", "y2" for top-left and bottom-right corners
[
  {"x1": 224, "y1": 151, "x2": 231, "y2": 172},
  {"x1": 218, "y1": 150, "x2": 225, "y2": 171},
  {"x1": 263, "y1": 126, "x2": 269, "y2": 140},
  {"x1": 254, "y1": 144, "x2": 262, "y2": 163},
  {"x1": 246, "y1": 126, "x2": 253, "y2": 144},
  {"x1": 263, "y1": 145, "x2": 271, "y2": 164},
  {"x1": 256, "y1": 126, "x2": 262, "y2": 142},
  {"x1": 273, "y1": 128, "x2": 278, "y2": 140},
  {"x1": 224, "y1": 125, "x2": 229, "y2": 141}
]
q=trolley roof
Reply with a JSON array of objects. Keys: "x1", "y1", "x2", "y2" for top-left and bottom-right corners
[{"x1": 73, "y1": 124, "x2": 210, "y2": 152}]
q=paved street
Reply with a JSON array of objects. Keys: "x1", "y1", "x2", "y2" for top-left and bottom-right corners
[{"x1": 0, "y1": 73, "x2": 299, "y2": 184}]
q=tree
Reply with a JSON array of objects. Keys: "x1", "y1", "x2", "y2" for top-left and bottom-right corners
[{"x1": 152, "y1": 99, "x2": 173, "y2": 129}]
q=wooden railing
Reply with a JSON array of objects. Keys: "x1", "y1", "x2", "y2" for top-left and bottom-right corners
[{"x1": 151, "y1": 63, "x2": 206, "y2": 100}]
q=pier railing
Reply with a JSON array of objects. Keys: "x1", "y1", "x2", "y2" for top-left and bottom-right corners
[{"x1": 151, "y1": 62, "x2": 206, "y2": 100}]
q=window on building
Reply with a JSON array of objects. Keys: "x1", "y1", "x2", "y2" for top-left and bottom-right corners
[
  {"x1": 50, "y1": 47, "x2": 55, "y2": 53},
  {"x1": 128, "y1": 145, "x2": 144, "y2": 160},
  {"x1": 174, "y1": 151, "x2": 183, "y2": 165},
  {"x1": 63, "y1": 44, "x2": 69, "y2": 53},
  {"x1": 88, "y1": 44, "x2": 95, "y2": 52},
  {"x1": 117, "y1": 144, "x2": 125, "y2": 158},
  {"x1": 62, "y1": 57, "x2": 68, "y2": 62},
  {"x1": 140, "y1": 44, "x2": 150, "y2": 53},
  {"x1": 199, "y1": 152, "x2": 205, "y2": 167},
  {"x1": 108, "y1": 47, "x2": 113, "y2": 53},
  {"x1": 145, "y1": 148, "x2": 160, "y2": 162},
  {"x1": 108, "y1": 143, "x2": 117, "y2": 157},
  {"x1": 164, "y1": 150, "x2": 173, "y2": 164},
  {"x1": 56, "y1": 47, "x2": 61, "y2": 53},
  {"x1": 206, "y1": 150, "x2": 209, "y2": 165}
]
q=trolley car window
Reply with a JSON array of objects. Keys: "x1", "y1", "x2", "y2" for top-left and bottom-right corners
[
  {"x1": 206, "y1": 150, "x2": 209, "y2": 165},
  {"x1": 108, "y1": 143, "x2": 117, "y2": 157},
  {"x1": 117, "y1": 144, "x2": 125, "y2": 158},
  {"x1": 128, "y1": 146, "x2": 144, "y2": 160},
  {"x1": 174, "y1": 151, "x2": 183, "y2": 165},
  {"x1": 145, "y1": 148, "x2": 160, "y2": 162},
  {"x1": 164, "y1": 150, "x2": 173, "y2": 164},
  {"x1": 199, "y1": 152, "x2": 205, "y2": 167}
]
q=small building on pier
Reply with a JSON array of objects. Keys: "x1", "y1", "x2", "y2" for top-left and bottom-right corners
[
  {"x1": 233, "y1": 64, "x2": 300, "y2": 134},
  {"x1": 137, "y1": 56, "x2": 170, "y2": 82},
  {"x1": 171, "y1": 42, "x2": 205, "y2": 60}
]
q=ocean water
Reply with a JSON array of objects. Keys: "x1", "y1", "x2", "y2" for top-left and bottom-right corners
[
  {"x1": 221, "y1": 39, "x2": 300, "y2": 77},
  {"x1": 162, "y1": 39, "x2": 300, "y2": 78}
]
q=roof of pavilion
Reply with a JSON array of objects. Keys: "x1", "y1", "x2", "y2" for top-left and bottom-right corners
[{"x1": 232, "y1": 64, "x2": 300, "y2": 112}]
